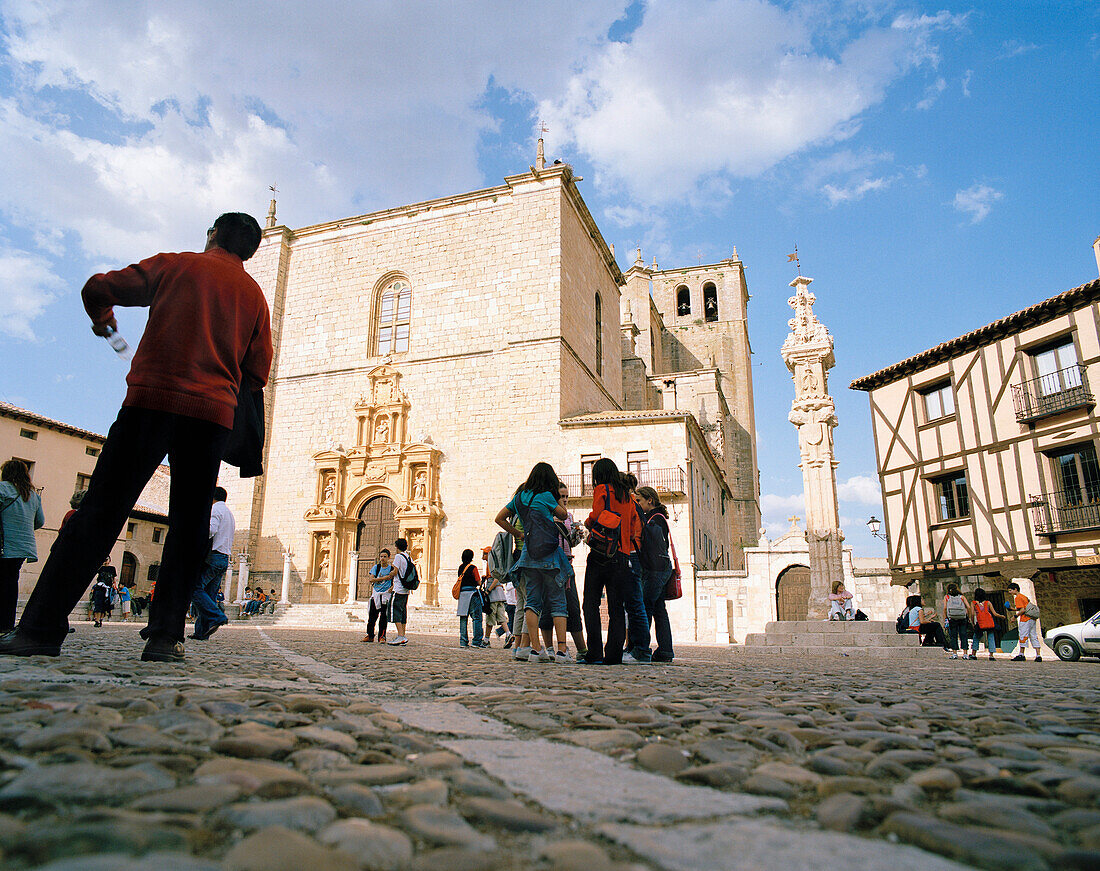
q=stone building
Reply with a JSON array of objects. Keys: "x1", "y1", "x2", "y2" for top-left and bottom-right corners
[
  {"x1": 224, "y1": 155, "x2": 760, "y2": 639},
  {"x1": 1, "y1": 401, "x2": 168, "y2": 603},
  {"x1": 851, "y1": 267, "x2": 1100, "y2": 633}
]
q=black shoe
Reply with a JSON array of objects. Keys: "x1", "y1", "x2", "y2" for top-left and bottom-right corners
[
  {"x1": 141, "y1": 636, "x2": 185, "y2": 663},
  {"x1": 0, "y1": 628, "x2": 62, "y2": 657},
  {"x1": 205, "y1": 619, "x2": 227, "y2": 639}
]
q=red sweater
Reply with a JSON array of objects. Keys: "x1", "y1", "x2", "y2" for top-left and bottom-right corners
[
  {"x1": 83, "y1": 247, "x2": 273, "y2": 429},
  {"x1": 586, "y1": 483, "x2": 642, "y2": 555}
]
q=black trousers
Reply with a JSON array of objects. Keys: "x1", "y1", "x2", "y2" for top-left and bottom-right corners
[
  {"x1": 19, "y1": 407, "x2": 229, "y2": 645},
  {"x1": 366, "y1": 596, "x2": 388, "y2": 639},
  {"x1": 582, "y1": 553, "x2": 628, "y2": 664},
  {"x1": 1, "y1": 558, "x2": 26, "y2": 632}
]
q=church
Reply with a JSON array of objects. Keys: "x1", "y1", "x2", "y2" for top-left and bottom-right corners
[{"x1": 224, "y1": 149, "x2": 761, "y2": 639}]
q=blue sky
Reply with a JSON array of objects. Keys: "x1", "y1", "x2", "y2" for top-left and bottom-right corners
[{"x1": 0, "y1": 0, "x2": 1097, "y2": 557}]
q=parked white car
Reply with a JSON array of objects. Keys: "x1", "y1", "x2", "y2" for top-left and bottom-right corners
[{"x1": 1044, "y1": 611, "x2": 1100, "y2": 662}]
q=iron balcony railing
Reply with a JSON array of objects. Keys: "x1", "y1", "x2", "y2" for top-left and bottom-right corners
[
  {"x1": 559, "y1": 466, "x2": 687, "y2": 498},
  {"x1": 1012, "y1": 364, "x2": 1093, "y2": 424},
  {"x1": 1029, "y1": 488, "x2": 1100, "y2": 536}
]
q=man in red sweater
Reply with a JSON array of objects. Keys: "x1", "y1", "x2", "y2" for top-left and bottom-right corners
[{"x1": 0, "y1": 213, "x2": 273, "y2": 661}]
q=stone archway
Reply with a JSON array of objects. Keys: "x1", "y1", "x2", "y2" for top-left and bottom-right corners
[
  {"x1": 120, "y1": 551, "x2": 138, "y2": 589},
  {"x1": 355, "y1": 495, "x2": 399, "y2": 599},
  {"x1": 776, "y1": 564, "x2": 811, "y2": 621}
]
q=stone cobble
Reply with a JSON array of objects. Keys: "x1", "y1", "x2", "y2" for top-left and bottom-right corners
[{"x1": 0, "y1": 623, "x2": 1097, "y2": 870}]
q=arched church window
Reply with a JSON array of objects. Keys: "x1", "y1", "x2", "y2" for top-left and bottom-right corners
[
  {"x1": 704, "y1": 282, "x2": 718, "y2": 322},
  {"x1": 676, "y1": 285, "x2": 691, "y2": 316},
  {"x1": 376, "y1": 278, "x2": 411, "y2": 355},
  {"x1": 594, "y1": 292, "x2": 603, "y2": 377}
]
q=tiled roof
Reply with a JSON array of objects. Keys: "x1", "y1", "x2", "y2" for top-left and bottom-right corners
[
  {"x1": 132, "y1": 465, "x2": 170, "y2": 519},
  {"x1": 0, "y1": 400, "x2": 106, "y2": 443},
  {"x1": 850, "y1": 278, "x2": 1100, "y2": 391}
]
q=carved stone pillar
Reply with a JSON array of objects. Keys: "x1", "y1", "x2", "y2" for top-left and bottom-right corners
[
  {"x1": 346, "y1": 551, "x2": 359, "y2": 604},
  {"x1": 224, "y1": 561, "x2": 234, "y2": 604},
  {"x1": 280, "y1": 549, "x2": 293, "y2": 603},
  {"x1": 237, "y1": 554, "x2": 249, "y2": 603}
]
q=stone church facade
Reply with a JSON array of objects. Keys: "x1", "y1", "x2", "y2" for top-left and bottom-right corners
[{"x1": 223, "y1": 160, "x2": 760, "y2": 639}]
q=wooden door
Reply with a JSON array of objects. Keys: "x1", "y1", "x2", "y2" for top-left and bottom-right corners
[
  {"x1": 776, "y1": 565, "x2": 810, "y2": 621},
  {"x1": 120, "y1": 551, "x2": 137, "y2": 588},
  {"x1": 356, "y1": 496, "x2": 399, "y2": 599}
]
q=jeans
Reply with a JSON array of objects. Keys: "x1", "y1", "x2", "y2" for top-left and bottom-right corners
[
  {"x1": 522, "y1": 568, "x2": 566, "y2": 619},
  {"x1": 623, "y1": 554, "x2": 652, "y2": 661},
  {"x1": 0, "y1": 558, "x2": 25, "y2": 633},
  {"x1": 505, "y1": 603, "x2": 516, "y2": 634},
  {"x1": 459, "y1": 591, "x2": 484, "y2": 646},
  {"x1": 971, "y1": 628, "x2": 995, "y2": 653},
  {"x1": 20, "y1": 407, "x2": 230, "y2": 645},
  {"x1": 367, "y1": 595, "x2": 388, "y2": 639},
  {"x1": 918, "y1": 622, "x2": 947, "y2": 647},
  {"x1": 583, "y1": 553, "x2": 630, "y2": 664},
  {"x1": 642, "y1": 567, "x2": 674, "y2": 661},
  {"x1": 192, "y1": 551, "x2": 229, "y2": 639},
  {"x1": 946, "y1": 617, "x2": 970, "y2": 652}
]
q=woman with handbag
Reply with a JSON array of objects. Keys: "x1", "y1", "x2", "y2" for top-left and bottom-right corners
[
  {"x1": 0, "y1": 459, "x2": 44, "y2": 632},
  {"x1": 581, "y1": 458, "x2": 646, "y2": 665},
  {"x1": 454, "y1": 549, "x2": 484, "y2": 649},
  {"x1": 636, "y1": 486, "x2": 675, "y2": 663}
]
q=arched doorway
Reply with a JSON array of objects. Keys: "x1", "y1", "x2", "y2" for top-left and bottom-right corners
[
  {"x1": 356, "y1": 495, "x2": 399, "y2": 599},
  {"x1": 120, "y1": 551, "x2": 137, "y2": 589},
  {"x1": 775, "y1": 565, "x2": 810, "y2": 621}
]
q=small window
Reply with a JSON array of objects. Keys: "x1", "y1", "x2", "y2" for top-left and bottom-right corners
[
  {"x1": 126, "y1": 522, "x2": 135, "y2": 540},
  {"x1": 86, "y1": 446, "x2": 100, "y2": 457},
  {"x1": 921, "y1": 382, "x2": 955, "y2": 421},
  {"x1": 581, "y1": 454, "x2": 600, "y2": 496},
  {"x1": 75, "y1": 473, "x2": 92, "y2": 493},
  {"x1": 1049, "y1": 442, "x2": 1100, "y2": 506},
  {"x1": 703, "y1": 282, "x2": 718, "y2": 322},
  {"x1": 19, "y1": 428, "x2": 37, "y2": 440},
  {"x1": 152, "y1": 527, "x2": 164, "y2": 544},
  {"x1": 1032, "y1": 339, "x2": 1081, "y2": 397},
  {"x1": 626, "y1": 451, "x2": 649, "y2": 479},
  {"x1": 676, "y1": 285, "x2": 691, "y2": 316},
  {"x1": 932, "y1": 472, "x2": 970, "y2": 521},
  {"x1": 376, "y1": 278, "x2": 411, "y2": 355},
  {"x1": 148, "y1": 563, "x2": 160, "y2": 583},
  {"x1": 594, "y1": 293, "x2": 603, "y2": 377}
]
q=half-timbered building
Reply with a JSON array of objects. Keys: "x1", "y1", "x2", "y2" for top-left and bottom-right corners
[{"x1": 851, "y1": 276, "x2": 1100, "y2": 631}]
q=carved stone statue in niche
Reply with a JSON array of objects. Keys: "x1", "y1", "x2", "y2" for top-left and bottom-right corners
[
  {"x1": 322, "y1": 475, "x2": 336, "y2": 504},
  {"x1": 800, "y1": 368, "x2": 818, "y2": 396},
  {"x1": 315, "y1": 533, "x2": 331, "y2": 580},
  {"x1": 412, "y1": 468, "x2": 428, "y2": 502},
  {"x1": 374, "y1": 416, "x2": 390, "y2": 444},
  {"x1": 408, "y1": 529, "x2": 424, "y2": 565}
]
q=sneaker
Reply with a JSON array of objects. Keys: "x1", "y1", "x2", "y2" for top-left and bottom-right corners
[
  {"x1": 966, "y1": 653, "x2": 977, "y2": 660},
  {"x1": 459, "y1": 643, "x2": 469, "y2": 649},
  {"x1": 1011, "y1": 654, "x2": 1025, "y2": 661},
  {"x1": 1034, "y1": 655, "x2": 1042, "y2": 662},
  {"x1": 387, "y1": 636, "x2": 408, "y2": 645},
  {"x1": 361, "y1": 636, "x2": 374, "y2": 643},
  {"x1": 478, "y1": 640, "x2": 491, "y2": 648},
  {"x1": 503, "y1": 633, "x2": 515, "y2": 649},
  {"x1": 988, "y1": 653, "x2": 995, "y2": 660},
  {"x1": 513, "y1": 645, "x2": 531, "y2": 661},
  {"x1": 378, "y1": 635, "x2": 386, "y2": 643},
  {"x1": 623, "y1": 651, "x2": 651, "y2": 664},
  {"x1": 554, "y1": 649, "x2": 572, "y2": 663},
  {"x1": 949, "y1": 653, "x2": 959, "y2": 659}
]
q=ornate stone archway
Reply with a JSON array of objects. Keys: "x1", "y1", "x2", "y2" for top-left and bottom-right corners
[{"x1": 303, "y1": 365, "x2": 444, "y2": 605}]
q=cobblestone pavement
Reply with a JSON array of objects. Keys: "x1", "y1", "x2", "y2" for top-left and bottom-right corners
[{"x1": 1, "y1": 624, "x2": 1098, "y2": 871}]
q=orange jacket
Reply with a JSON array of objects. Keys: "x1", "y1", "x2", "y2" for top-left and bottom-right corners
[{"x1": 586, "y1": 483, "x2": 642, "y2": 555}]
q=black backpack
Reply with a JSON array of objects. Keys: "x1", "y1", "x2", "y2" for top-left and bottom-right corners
[
  {"x1": 895, "y1": 608, "x2": 910, "y2": 634},
  {"x1": 397, "y1": 554, "x2": 420, "y2": 591},
  {"x1": 516, "y1": 492, "x2": 559, "y2": 560}
]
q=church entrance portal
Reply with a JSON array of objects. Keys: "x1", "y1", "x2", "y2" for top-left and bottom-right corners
[
  {"x1": 356, "y1": 496, "x2": 399, "y2": 599},
  {"x1": 776, "y1": 565, "x2": 810, "y2": 621}
]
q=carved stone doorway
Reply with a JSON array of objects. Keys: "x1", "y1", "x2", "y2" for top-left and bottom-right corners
[
  {"x1": 356, "y1": 495, "x2": 399, "y2": 599},
  {"x1": 776, "y1": 565, "x2": 810, "y2": 621}
]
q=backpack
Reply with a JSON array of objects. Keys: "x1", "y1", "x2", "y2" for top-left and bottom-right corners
[
  {"x1": 586, "y1": 488, "x2": 622, "y2": 561},
  {"x1": 516, "y1": 492, "x2": 558, "y2": 560},
  {"x1": 396, "y1": 554, "x2": 420, "y2": 591},
  {"x1": 1023, "y1": 600, "x2": 1040, "y2": 619},
  {"x1": 895, "y1": 608, "x2": 910, "y2": 634},
  {"x1": 945, "y1": 594, "x2": 967, "y2": 620}
]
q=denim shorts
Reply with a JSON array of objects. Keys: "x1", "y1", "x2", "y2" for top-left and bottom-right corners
[{"x1": 521, "y1": 568, "x2": 567, "y2": 619}]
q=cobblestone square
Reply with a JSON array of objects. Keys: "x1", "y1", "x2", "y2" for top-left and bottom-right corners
[{"x1": 0, "y1": 624, "x2": 1097, "y2": 870}]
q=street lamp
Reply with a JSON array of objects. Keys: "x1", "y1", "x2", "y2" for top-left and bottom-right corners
[{"x1": 866, "y1": 516, "x2": 886, "y2": 540}]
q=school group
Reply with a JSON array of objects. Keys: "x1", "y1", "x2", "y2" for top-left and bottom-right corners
[{"x1": 360, "y1": 458, "x2": 680, "y2": 664}]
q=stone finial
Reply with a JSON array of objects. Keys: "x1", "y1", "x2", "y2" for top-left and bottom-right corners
[
  {"x1": 536, "y1": 137, "x2": 545, "y2": 172},
  {"x1": 265, "y1": 183, "x2": 278, "y2": 229},
  {"x1": 652, "y1": 256, "x2": 658, "y2": 270},
  {"x1": 634, "y1": 246, "x2": 643, "y2": 267}
]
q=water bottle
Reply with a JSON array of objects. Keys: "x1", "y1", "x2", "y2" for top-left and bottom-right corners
[{"x1": 103, "y1": 326, "x2": 133, "y2": 361}]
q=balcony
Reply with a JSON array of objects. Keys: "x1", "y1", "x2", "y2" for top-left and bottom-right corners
[
  {"x1": 1029, "y1": 489, "x2": 1100, "y2": 536},
  {"x1": 1012, "y1": 364, "x2": 1093, "y2": 424},
  {"x1": 559, "y1": 466, "x2": 687, "y2": 498}
]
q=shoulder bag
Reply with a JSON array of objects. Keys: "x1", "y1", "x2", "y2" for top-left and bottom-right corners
[{"x1": 663, "y1": 518, "x2": 682, "y2": 601}]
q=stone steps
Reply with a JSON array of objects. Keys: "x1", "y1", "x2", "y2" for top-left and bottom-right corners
[
  {"x1": 740, "y1": 619, "x2": 946, "y2": 658},
  {"x1": 257, "y1": 603, "x2": 458, "y2": 635}
]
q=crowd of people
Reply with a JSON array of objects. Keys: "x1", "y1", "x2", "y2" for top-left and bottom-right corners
[{"x1": 898, "y1": 581, "x2": 1042, "y2": 661}]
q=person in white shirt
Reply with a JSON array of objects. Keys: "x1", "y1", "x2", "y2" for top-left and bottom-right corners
[
  {"x1": 191, "y1": 487, "x2": 234, "y2": 641},
  {"x1": 385, "y1": 537, "x2": 412, "y2": 645}
]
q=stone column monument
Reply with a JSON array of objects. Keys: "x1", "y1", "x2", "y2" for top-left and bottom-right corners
[{"x1": 781, "y1": 274, "x2": 843, "y2": 620}]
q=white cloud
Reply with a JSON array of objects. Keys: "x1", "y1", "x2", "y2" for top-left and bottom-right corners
[
  {"x1": 998, "y1": 39, "x2": 1041, "y2": 60},
  {"x1": 961, "y1": 69, "x2": 973, "y2": 97},
  {"x1": 837, "y1": 475, "x2": 882, "y2": 505},
  {"x1": 540, "y1": 0, "x2": 966, "y2": 204},
  {"x1": 761, "y1": 492, "x2": 806, "y2": 515},
  {"x1": 953, "y1": 183, "x2": 1004, "y2": 224},
  {"x1": 915, "y1": 77, "x2": 947, "y2": 110},
  {"x1": 805, "y1": 148, "x2": 921, "y2": 206},
  {"x1": 0, "y1": 245, "x2": 65, "y2": 339}
]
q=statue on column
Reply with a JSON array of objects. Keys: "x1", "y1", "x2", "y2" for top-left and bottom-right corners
[{"x1": 781, "y1": 273, "x2": 844, "y2": 620}]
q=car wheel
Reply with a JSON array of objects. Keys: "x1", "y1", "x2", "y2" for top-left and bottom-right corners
[{"x1": 1052, "y1": 636, "x2": 1081, "y2": 662}]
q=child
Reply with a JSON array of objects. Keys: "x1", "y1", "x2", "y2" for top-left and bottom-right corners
[
  {"x1": 969, "y1": 588, "x2": 1004, "y2": 660},
  {"x1": 362, "y1": 548, "x2": 392, "y2": 643},
  {"x1": 455, "y1": 549, "x2": 484, "y2": 649},
  {"x1": 942, "y1": 583, "x2": 972, "y2": 659},
  {"x1": 828, "y1": 581, "x2": 855, "y2": 621},
  {"x1": 636, "y1": 485, "x2": 674, "y2": 662},
  {"x1": 118, "y1": 583, "x2": 132, "y2": 622},
  {"x1": 1008, "y1": 581, "x2": 1043, "y2": 662},
  {"x1": 537, "y1": 482, "x2": 587, "y2": 662}
]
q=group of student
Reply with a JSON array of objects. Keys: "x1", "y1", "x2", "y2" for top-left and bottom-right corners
[
  {"x1": 359, "y1": 538, "x2": 417, "y2": 646},
  {"x1": 899, "y1": 581, "x2": 1044, "y2": 661},
  {"x1": 478, "y1": 458, "x2": 677, "y2": 665}
]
